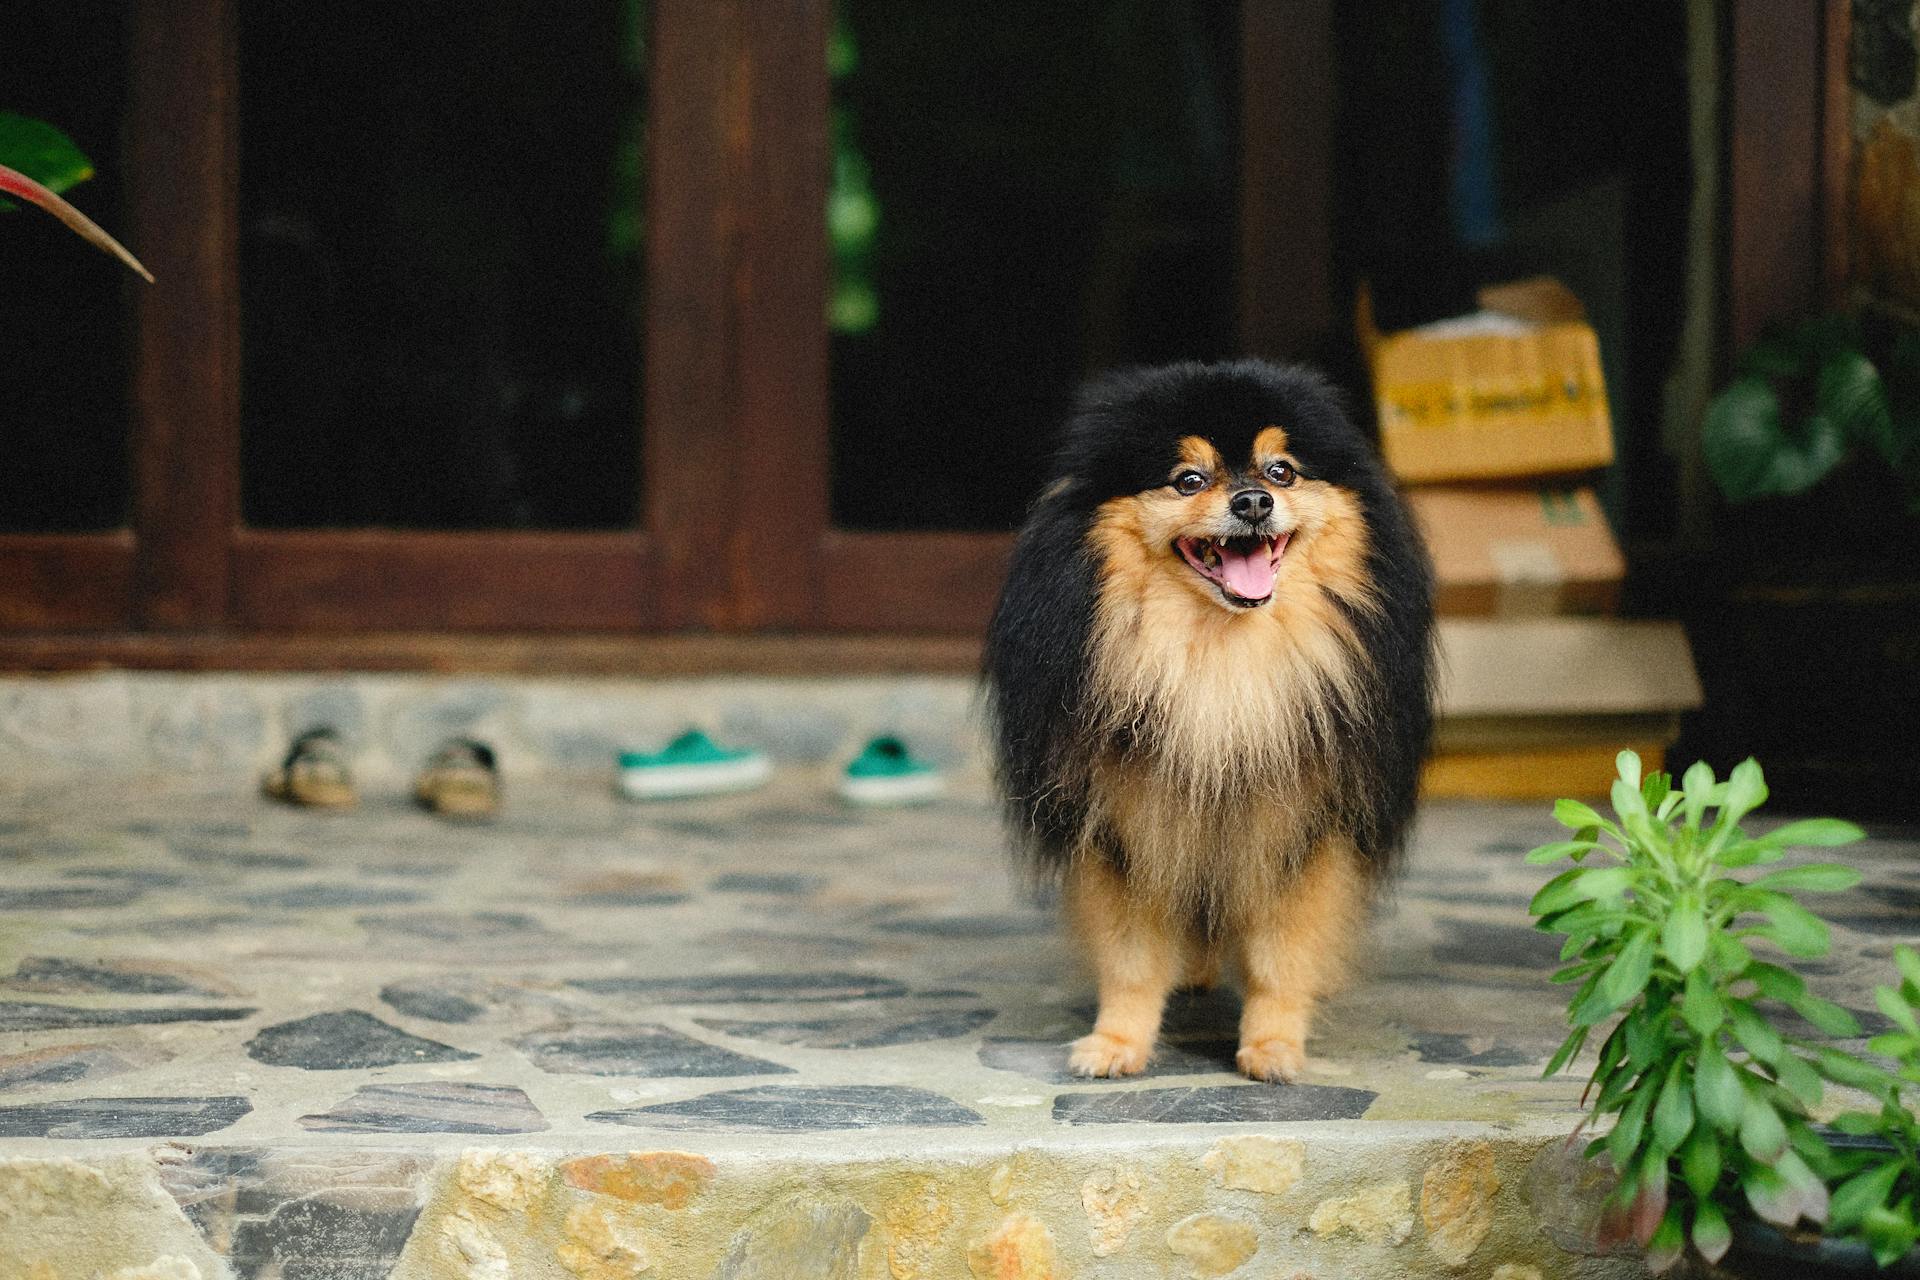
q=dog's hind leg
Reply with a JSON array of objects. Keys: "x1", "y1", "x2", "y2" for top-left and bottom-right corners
[
  {"x1": 1234, "y1": 836, "x2": 1367, "y2": 1083},
  {"x1": 1066, "y1": 853, "x2": 1182, "y2": 1078}
]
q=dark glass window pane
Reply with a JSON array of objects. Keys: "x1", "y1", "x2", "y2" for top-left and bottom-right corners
[
  {"x1": 0, "y1": 5, "x2": 133, "y2": 533},
  {"x1": 240, "y1": 1, "x2": 647, "y2": 529},
  {"x1": 830, "y1": 2, "x2": 1240, "y2": 532}
]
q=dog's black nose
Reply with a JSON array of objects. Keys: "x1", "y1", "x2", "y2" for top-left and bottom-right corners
[{"x1": 1230, "y1": 488, "x2": 1274, "y2": 522}]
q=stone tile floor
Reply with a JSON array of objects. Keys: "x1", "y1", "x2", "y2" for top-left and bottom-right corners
[{"x1": 1, "y1": 774, "x2": 1915, "y2": 1279}]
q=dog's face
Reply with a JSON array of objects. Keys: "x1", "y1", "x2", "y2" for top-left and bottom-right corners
[
  {"x1": 1120, "y1": 424, "x2": 1341, "y2": 610},
  {"x1": 1060, "y1": 365, "x2": 1380, "y2": 616}
]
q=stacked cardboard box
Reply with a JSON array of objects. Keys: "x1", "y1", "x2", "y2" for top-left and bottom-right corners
[{"x1": 1361, "y1": 277, "x2": 1701, "y2": 797}]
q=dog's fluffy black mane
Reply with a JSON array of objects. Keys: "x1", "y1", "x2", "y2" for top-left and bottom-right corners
[{"x1": 983, "y1": 359, "x2": 1435, "y2": 876}]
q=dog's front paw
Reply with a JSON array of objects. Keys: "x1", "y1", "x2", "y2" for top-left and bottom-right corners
[
  {"x1": 1069, "y1": 1031, "x2": 1151, "y2": 1078},
  {"x1": 1236, "y1": 1039, "x2": 1306, "y2": 1083}
]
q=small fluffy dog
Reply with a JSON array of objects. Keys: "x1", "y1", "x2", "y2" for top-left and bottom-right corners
[{"x1": 985, "y1": 360, "x2": 1434, "y2": 1082}]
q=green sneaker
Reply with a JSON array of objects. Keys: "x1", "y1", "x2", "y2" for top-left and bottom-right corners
[
  {"x1": 618, "y1": 730, "x2": 771, "y2": 800},
  {"x1": 838, "y1": 736, "x2": 944, "y2": 806}
]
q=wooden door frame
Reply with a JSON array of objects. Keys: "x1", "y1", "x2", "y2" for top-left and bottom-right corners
[{"x1": 2, "y1": 0, "x2": 1854, "y2": 656}]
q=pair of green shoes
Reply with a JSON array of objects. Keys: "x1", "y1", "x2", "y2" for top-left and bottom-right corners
[{"x1": 617, "y1": 731, "x2": 943, "y2": 806}]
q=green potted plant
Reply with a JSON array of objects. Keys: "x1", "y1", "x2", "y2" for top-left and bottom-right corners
[
  {"x1": 1529, "y1": 750, "x2": 1920, "y2": 1274},
  {"x1": 0, "y1": 109, "x2": 150, "y2": 279}
]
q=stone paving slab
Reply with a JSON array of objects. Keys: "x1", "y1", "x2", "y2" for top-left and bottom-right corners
[{"x1": 0, "y1": 775, "x2": 1913, "y2": 1278}]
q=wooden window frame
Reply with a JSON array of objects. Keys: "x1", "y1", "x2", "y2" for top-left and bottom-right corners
[{"x1": 0, "y1": 0, "x2": 1849, "y2": 659}]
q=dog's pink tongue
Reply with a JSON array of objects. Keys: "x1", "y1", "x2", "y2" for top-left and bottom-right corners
[{"x1": 1218, "y1": 545, "x2": 1275, "y2": 599}]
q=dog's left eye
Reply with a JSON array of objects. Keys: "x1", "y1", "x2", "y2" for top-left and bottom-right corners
[
  {"x1": 1265, "y1": 460, "x2": 1297, "y2": 487},
  {"x1": 1172, "y1": 470, "x2": 1209, "y2": 496}
]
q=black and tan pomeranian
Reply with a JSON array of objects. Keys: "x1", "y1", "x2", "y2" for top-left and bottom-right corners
[{"x1": 985, "y1": 359, "x2": 1434, "y2": 1082}]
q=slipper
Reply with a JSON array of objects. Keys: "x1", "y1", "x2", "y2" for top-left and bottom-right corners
[
  {"x1": 414, "y1": 738, "x2": 502, "y2": 818},
  {"x1": 262, "y1": 728, "x2": 357, "y2": 809},
  {"x1": 838, "y1": 736, "x2": 944, "y2": 806},
  {"x1": 617, "y1": 730, "x2": 771, "y2": 800}
]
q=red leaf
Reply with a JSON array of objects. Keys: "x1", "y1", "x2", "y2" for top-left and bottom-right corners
[{"x1": 0, "y1": 163, "x2": 153, "y2": 282}]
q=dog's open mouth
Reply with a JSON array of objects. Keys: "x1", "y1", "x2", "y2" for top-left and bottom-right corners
[{"x1": 1174, "y1": 533, "x2": 1291, "y2": 607}]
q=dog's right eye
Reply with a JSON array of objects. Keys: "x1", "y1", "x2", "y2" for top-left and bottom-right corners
[{"x1": 1172, "y1": 471, "x2": 1209, "y2": 496}]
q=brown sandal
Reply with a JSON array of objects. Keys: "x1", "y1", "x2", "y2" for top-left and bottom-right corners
[
  {"x1": 414, "y1": 738, "x2": 501, "y2": 819},
  {"x1": 262, "y1": 728, "x2": 358, "y2": 809}
]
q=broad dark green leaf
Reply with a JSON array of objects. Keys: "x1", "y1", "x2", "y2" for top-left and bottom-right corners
[
  {"x1": 1704, "y1": 376, "x2": 1849, "y2": 502},
  {"x1": 1819, "y1": 347, "x2": 1895, "y2": 459},
  {"x1": 0, "y1": 112, "x2": 92, "y2": 196},
  {"x1": 1748, "y1": 962, "x2": 1806, "y2": 1001}
]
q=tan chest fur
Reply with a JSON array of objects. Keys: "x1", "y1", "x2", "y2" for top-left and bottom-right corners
[{"x1": 1081, "y1": 490, "x2": 1378, "y2": 920}]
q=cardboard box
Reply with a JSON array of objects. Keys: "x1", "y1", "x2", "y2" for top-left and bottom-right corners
[
  {"x1": 1407, "y1": 485, "x2": 1625, "y2": 617},
  {"x1": 1425, "y1": 617, "x2": 1703, "y2": 798},
  {"x1": 1360, "y1": 276, "x2": 1615, "y2": 483}
]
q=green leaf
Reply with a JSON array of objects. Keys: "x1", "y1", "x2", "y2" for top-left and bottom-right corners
[
  {"x1": 1775, "y1": 1053, "x2": 1824, "y2": 1108},
  {"x1": 0, "y1": 112, "x2": 92, "y2": 197},
  {"x1": 1652, "y1": 1060, "x2": 1696, "y2": 1151},
  {"x1": 1707, "y1": 930, "x2": 1754, "y2": 980},
  {"x1": 1877, "y1": 985, "x2": 1920, "y2": 1037},
  {"x1": 1681, "y1": 1127, "x2": 1724, "y2": 1200},
  {"x1": 1696, "y1": 1040, "x2": 1745, "y2": 1130},
  {"x1": 1898, "y1": 946, "x2": 1920, "y2": 991},
  {"x1": 1525, "y1": 839, "x2": 1604, "y2": 865},
  {"x1": 1764, "y1": 818, "x2": 1867, "y2": 848},
  {"x1": 1721, "y1": 759, "x2": 1770, "y2": 828},
  {"x1": 1644, "y1": 1203, "x2": 1686, "y2": 1272},
  {"x1": 1750, "y1": 862, "x2": 1863, "y2": 893},
  {"x1": 1729, "y1": 1002, "x2": 1785, "y2": 1065},
  {"x1": 1830, "y1": 1160, "x2": 1905, "y2": 1233},
  {"x1": 1612, "y1": 777, "x2": 1648, "y2": 825},
  {"x1": 1739, "y1": 1089, "x2": 1790, "y2": 1161},
  {"x1": 1554, "y1": 798, "x2": 1609, "y2": 831},
  {"x1": 1543, "y1": 1024, "x2": 1588, "y2": 1078},
  {"x1": 1704, "y1": 375, "x2": 1849, "y2": 502},
  {"x1": 1787, "y1": 991, "x2": 1860, "y2": 1038},
  {"x1": 1578, "y1": 929, "x2": 1655, "y2": 1024},
  {"x1": 1531, "y1": 866, "x2": 1633, "y2": 917},
  {"x1": 1661, "y1": 898, "x2": 1707, "y2": 973},
  {"x1": 1610, "y1": 1081, "x2": 1657, "y2": 1166},
  {"x1": 1720, "y1": 837, "x2": 1788, "y2": 868},
  {"x1": 1643, "y1": 771, "x2": 1672, "y2": 812},
  {"x1": 1681, "y1": 760, "x2": 1715, "y2": 830},
  {"x1": 1680, "y1": 969, "x2": 1725, "y2": 1034},
  {"x1": 1743, "y1": 1164, "x2": 1802, "y2": 1228},
  {"x1": 1756, "y1": 897, "x2": 1832, "y2": 958},
  {"x1": 1616, "y1": 750, "x2": 1642, "y2": 790},
  {"x1": 1748, "y1": 962, "x2": 1806, "y2": 1001},
  {"x1": 1691, "y1": 1198, "x2": 1732, "y2": 1265},
  {"x1": 1820, "y1": 1048, "x2": 1897, "y2": 1094},
  {"x1": 1820, "y1": 346, "x2": 1896, "y2": 459}
]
